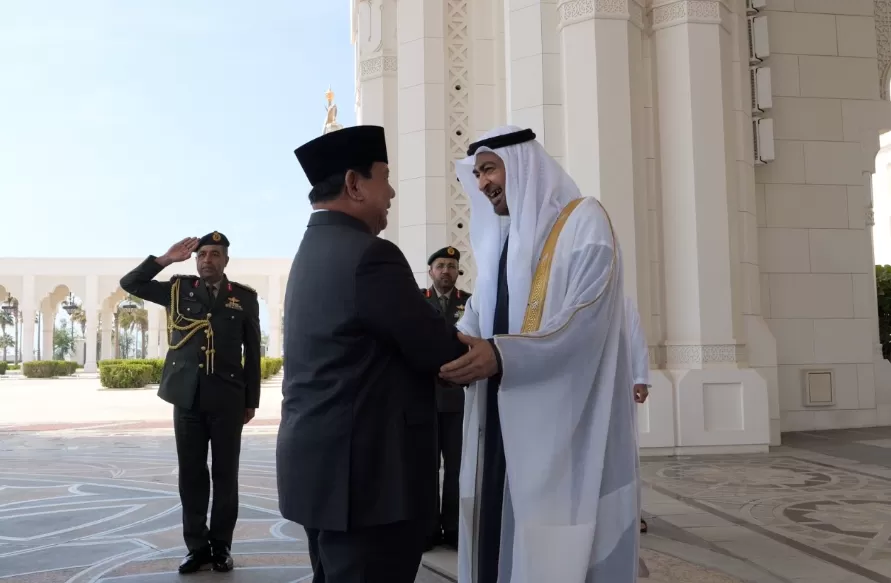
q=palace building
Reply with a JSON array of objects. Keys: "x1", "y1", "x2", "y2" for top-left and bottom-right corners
[{"x1": 349, "y1": 0, "x2": 891, "y2": 452}]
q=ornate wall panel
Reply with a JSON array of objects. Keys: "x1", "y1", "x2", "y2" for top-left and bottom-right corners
[
  {"x1": 876, "y1": 0, "x2": 891, "y2": 99},
  {"x1": 446, "y1": 0, "x2": 476, "y2": 287}
]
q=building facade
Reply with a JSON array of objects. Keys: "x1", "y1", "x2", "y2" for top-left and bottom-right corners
[
  {"x1": 0, "y1": 258, "x2": 289, "y2": 373},
  {"x1": 351, "y1": 0, "x2": 891, "y2": 452}
]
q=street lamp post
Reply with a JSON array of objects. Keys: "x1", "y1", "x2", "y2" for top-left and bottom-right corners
[
  {"x1": 62, "y1": 293, "x2": 79, "y2": 361},
  {"x1": 119, "y1": 296, "x2": 138, "y2": 358}
]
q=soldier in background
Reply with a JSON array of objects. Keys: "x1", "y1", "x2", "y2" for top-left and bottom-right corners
[
  {"x1": 120, "y1": 232, "x2": 262, "y2": 574},
  {"x1": 422, "y1": 246, "x2": 471, "y2": 551}
]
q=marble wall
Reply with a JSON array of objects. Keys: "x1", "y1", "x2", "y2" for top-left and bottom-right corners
[{"x1": 352, "y1": 0, "x2": 891, "y2": 447}]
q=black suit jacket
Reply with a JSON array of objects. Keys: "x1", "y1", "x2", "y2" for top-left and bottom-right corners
[
  {"x1": 276, "y1": 210, "x2": 466, "y2": 532},
  {"x1": 120, "y1": 257, "x2": 262, "y2": 412},
  {"x1": 422, "y1": 286, "x2": 471, "y2": 412}
]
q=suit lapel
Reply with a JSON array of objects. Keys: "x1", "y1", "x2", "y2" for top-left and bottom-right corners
[
  {"x1": 446, "y1": 292, "x2": 459, "y2": 322},
  {"x1": 211, "y1": 276, "x2": 229, "y2": 312},
  {"x1": 194, "y1": 279, "x2": 212, "y2": 307},
  {"x1": 426, "y1": 287, "x2": 441, "y2": 312}
]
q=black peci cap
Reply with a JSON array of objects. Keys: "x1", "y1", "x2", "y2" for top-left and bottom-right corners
[{"x1": 294, "y1": 125, "x2": 389, "y2": 186}]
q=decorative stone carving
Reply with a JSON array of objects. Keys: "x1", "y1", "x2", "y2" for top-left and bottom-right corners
[
  {"x1": 446, "y1": 0, "x2": 476, "y2": 287},
  {"x1": 557, "y1": 0, "x2": 644, "y2": 30},
  {"x1": 359, "y1": 55, "x2": 397, "y2": 81},
  {"x1": 877, "y1": 0, "x2": 891, "y2": 99},
  {"x1": 665, "y1": 343, "x2": 743, "y2": 367},
  {"x1": 650, "y1": 0, "x2": 725, "y2": 31}
]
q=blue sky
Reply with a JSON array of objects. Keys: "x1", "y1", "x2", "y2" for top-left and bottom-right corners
[{"x1": 0, "y1": 1, "x2": 356, "y2": 259}]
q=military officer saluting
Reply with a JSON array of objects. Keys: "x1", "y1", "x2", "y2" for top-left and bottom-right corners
[
  {"x1": 120, "y1": 232, "x2": 262, "y2": 574},
  {"x1": 422, "y1": 246, "x2": 471, "y2": 551}
]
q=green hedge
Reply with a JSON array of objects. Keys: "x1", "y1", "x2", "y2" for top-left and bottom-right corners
[
  {"x1": 100, "y1": 362, "x2": 153, "y2": 389},
  {"x1": 94, "y1": 357, "x2": 281, "y2": 384},
  {"x1": 98, "y1": 359, "x2": 163, "y2": 384},
  {"x1": 22, "y1": 360, "x2": 77, "y2": 378},
  {"x1": 261, "y1": 357, "x2": 283, "y2": 380},
  {"x1": 7, "y1": 364, "x2": 19, "y2": 371},
  {"x1": 0, "y1": 362, "x2": 6, "y2": 375}
]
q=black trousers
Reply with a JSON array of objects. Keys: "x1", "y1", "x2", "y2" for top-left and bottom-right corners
[
  {"x1": 305, "y1": 521, "x2": 425, "y2": 583},
  {"x1": 173, "y1": 405, "x2": 244, "y2": 552},
  {"x1": 433, "y1": 411, "x2": 463, "y2": 537}
]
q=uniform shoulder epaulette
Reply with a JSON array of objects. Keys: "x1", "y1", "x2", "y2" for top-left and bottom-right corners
[
  {"x1": 169, "y1": 274, "x2": 196, "y2": 282},
  {"x1": 230, "y1": 281, "x2": 257, "y2": 294},
  {"x1": 461, "y1": 289, "x2": 472, "y2": 298}
]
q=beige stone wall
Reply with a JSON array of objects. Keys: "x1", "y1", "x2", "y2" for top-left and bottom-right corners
[{"x1": 755, "y1": 0, "x2": 891, "y2": 431}]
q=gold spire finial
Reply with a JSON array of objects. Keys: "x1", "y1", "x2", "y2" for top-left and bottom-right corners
[{"x1": 322, "y1": 86, "x2": 342, "y2": 135}]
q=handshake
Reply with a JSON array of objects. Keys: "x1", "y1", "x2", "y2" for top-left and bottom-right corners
[{"x1": 439, "y1": 332, "x2": 500, "y2": 385}]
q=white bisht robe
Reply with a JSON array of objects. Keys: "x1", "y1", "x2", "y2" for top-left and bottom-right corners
[
  {"x1": 624, "y1": 297, "x2": 649, "y2": 387},
  {"x1": 455, "y1": 126, "x2": 640, "y2": 583}
]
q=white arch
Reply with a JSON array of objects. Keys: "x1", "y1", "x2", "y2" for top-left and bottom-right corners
[{"x1": 0, "y1": 257, "x2": 291, "y2": 369}]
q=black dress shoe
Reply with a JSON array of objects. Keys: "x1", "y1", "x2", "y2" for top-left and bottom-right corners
[
  {"x1": 178, "y1": 548, "x2": 212, "y2": 574},
  {"x1": 211, "y1": 546, "x2": 234, "y2": 572}
]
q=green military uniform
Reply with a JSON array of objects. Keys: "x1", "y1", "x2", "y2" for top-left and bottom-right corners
[
  {"x1": 120, "y1": 231, "x2": 262, "y2": 572},
  {"x1": 422, "y1": 246, "x2": 471, "y2": 548}
]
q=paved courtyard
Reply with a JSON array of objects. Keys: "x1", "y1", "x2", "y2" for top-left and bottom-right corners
[{"x1": 3, "y1": 376, "x2": 891, "y2": 581}]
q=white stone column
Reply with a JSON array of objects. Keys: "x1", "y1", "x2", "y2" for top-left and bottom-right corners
[
  {"x1": 557, "y1": 0, "x2": 648, "y2": 311},
  {"x1": 396, "y1": 0, "x2": 448, "y2": 283},
  {"x1": 19, "y1": 276, "x2": 35, "y2": 363},
  {"x1": 507, "y1": 0, "x2": 564, "y2": 165},
  {"x1": 266, "y1": 275, "x2": 282, "y2": 358},
  {"x1": 100, "y1": 308, "x2": 114, "y2": 361},
  {"x1": 558, "y1": 0, "x2": 658, "y2": 447},
  {"x1": 355, "y1": 0, "x2": 400, "y2": 244},
  {"x1": 41, "y1": 307, "x2": 54, "y2": 361},
  {"x1": 651, "y1": 0, "x2": 768, "y2": 452},
  {"x1": 83, "y1": 276, "x2": 99, "y2": 372},
  {"x1": 146, "y1": 306, "x2": 161, "y2": 359}
]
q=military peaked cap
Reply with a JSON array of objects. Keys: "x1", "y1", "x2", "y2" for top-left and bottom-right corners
[
  {"x1": 294, "y1": 125, "x2": 389, "y2": 187},
  {"x1": 196, "y1": 231, "x2": 229, "y2": 250},
  {"x1": 428, "y1": 246, "x2": 461, "y2": 266}
]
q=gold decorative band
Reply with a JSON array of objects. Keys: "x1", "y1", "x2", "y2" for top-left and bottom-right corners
[{"x1": 521, "y1": 198, "x2": 585, "y2": 333}]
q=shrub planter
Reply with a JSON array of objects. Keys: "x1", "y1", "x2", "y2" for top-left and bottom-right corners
[
  {"x1": 99, "y1": 362, "x2": 154, "y2": 389},
  {"x1": 22, "y1": 361, "x2": 77, "y2": 378}
]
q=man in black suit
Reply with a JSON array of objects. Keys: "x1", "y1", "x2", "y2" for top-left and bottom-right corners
[
  {"x1": 120, "y1": 232, "x2": 262, "y2": 574},
  {"x1": 422, "y1": 246, "x2": 471, "y2": 551},
  {"x1": 276, "y1": 125, "x2": 478, "y2": 583}
]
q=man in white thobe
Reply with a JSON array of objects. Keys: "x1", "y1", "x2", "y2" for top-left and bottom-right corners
[
  {"x1": 439, "y1": 126, "x2": 640, "y2": 583},
  {"x1": 624, "y1": 296, "x2": 650, "y2": 534}
]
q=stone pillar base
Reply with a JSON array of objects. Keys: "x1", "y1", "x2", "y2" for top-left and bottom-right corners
[{"x1": 638, "y1": 368, "x2": 770, "y2": 452}]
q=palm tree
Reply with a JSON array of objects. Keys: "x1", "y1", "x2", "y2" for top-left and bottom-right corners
[
  {"x1": 117, "y1": 297, "x2": 148, "y2": 358},
  {"x1": 70, "y1": 307, "x2": 86, "y2": 338},
  {"x1": 0, "y1": 311, "x2": 12, "y2": 362}
]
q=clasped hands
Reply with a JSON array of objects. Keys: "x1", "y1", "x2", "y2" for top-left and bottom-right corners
[{"x1": 439, "y1": 332, "x2": 500, "y2": 385}]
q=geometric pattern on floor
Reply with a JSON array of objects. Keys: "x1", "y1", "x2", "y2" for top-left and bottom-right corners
[
  {"x1": 642, "y1": 455, "x2": 891, "y2": 579},
  {"x1": 639, "y1": 548, "x2": 747, "y2": 582},
  {"x1": 0, "y1": 429, "x2": 298, "y2": 582},
  {"x1": 0, "y1": 424, "x2": 455, "y2": 583}
]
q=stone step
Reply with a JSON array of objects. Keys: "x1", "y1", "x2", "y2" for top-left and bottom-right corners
[{"x1": 422, "y1": 549, "x2": 457, "y2": 582}]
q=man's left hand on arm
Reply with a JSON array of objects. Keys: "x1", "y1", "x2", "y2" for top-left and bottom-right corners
[
  {"x1": 243, "y1": 408, "x2": 256, "y2": 425},
  {"x1": 633, "y1": 384, "x2": 649, "y2": 404},
  {"x1": 439, "y1": 332, "x2": 500, "y2": 385}
]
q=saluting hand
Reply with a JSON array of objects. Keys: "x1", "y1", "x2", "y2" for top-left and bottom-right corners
[
  {"x1": 159, "y1": 237, "x2": 199, "y2": 266},
  {"x1": 439, "y1": 332, "x2": 499, "y2": 385}
]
